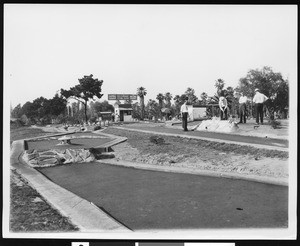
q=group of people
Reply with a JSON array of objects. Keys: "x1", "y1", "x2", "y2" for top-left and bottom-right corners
[
  {"x1": 180, "y1": 88, "x2": 269, "y2": 131},
  {"x1": 218, "y1": 88, "x2": 269, "y2": 124},
  {"x1": 218, "y1": 88, "x2": 268, "y2": 125}
]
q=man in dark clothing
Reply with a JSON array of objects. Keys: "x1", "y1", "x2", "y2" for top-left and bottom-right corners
[{"x1": 180, "y1": 98, "x2": 189, "y2": 131}]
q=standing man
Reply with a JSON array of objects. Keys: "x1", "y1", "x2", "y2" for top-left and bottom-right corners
[
  {"x1": 219, "y1": 91, "x2": 228, "y2": 120},
  {"x1": 239, "y1": 92, "x2": 248, "y2": 123},
  {"x1": 180, "y1": 97, "x2": 189, "y2": 131},
  {"x1": 253, "y1": 88, "x2": 268, "y2": 125}
]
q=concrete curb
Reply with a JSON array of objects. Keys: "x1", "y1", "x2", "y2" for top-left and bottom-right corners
[
  {"x1": 21, "y1": 131, "x2": 77, "y2": 142},
  {"x1": 100, "y1": 159, "x2": 288, "y2": 187},
  {"x1": 112, "y1": 126, "x2": 288, "y2": 152},
  {"x1": 93, "y1": 130, "x2": 128, "y2": 149},
  {"x1": 10, "y1": 138, "x2": 132, "y2": 233}
]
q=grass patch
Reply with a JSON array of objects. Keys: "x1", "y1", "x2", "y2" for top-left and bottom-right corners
[{"x1": 10, "y1": 125, "x2": 51, "y2": 143}]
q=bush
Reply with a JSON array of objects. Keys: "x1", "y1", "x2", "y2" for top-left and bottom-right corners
[
  {"x1": 93, "y1": 125, "x2": 102, "y2": 131},
  {"x1": 149, "y1": 135, "x2": 165, "y2": 145},
  {"x1": 63, "y1": 116, "x2": 81, "y2": 125}
]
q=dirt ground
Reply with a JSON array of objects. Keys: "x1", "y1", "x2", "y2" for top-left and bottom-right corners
[
  {"x1": 10, "y1": 170, "x2": 78, "y2": 232},
  {"x1": 103, "y1": 128, "x2": 288, "y2": 180}
]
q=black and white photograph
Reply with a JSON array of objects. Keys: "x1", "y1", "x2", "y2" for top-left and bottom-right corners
[{"x1": 3, "y1": 4, "x2": 297, "y2": 241}]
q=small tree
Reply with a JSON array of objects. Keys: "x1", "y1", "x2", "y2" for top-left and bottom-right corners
[
  {"x1": 132, "y1": 102, "x2": 141, "y2": 120},
  {"x1": 200, "y1": 92, "x2": 208, "y2": 106},
  {"x1": 91, "y1": 101, "x2": 114, "y2": 115},
  {"x1": 147, "y1": 99, "x2": 160, "y2": 121},
  {"x1": 61, "y1": 74, "x2": 103, "y2": 123}
]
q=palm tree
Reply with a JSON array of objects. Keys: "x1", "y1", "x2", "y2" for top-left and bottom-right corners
[
  {"x1": 214, "y1": 79, "x2": 225, "y2": 96},
  {"x1": 148, "y1": 99, "x2": 160, "y2": 121},
  {"x1": 164, "y1": 92, "x2": 173, "y2": 108},
  {"x1": 156, "y1": 93, "x2": 165, "y2": 108},
  {"x1": 185, "y1": 87, "x2": 198, "y2": 105},
  {"x1": 137, "y1": 86, "x2": 147, "y2": 120},
  {"x1": 156, "y1": 93, "x2": 165, "y2": 120}
]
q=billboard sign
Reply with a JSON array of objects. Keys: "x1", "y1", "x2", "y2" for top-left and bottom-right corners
[{"x1": 108, "y1": 94, "x2": 138, "y2": 100}]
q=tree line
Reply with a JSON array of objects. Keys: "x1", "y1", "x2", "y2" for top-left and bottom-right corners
[
  {"x1": 11, "y1": 66, "x2": 289, "y2": 125},
  {"x1": 136, "y1": 66, "x2": 289, "y2": 121}
]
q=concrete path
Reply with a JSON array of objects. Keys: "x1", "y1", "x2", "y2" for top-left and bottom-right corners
[{"x1": 38, "y1": 162, "x2": 288, "y2": 230}]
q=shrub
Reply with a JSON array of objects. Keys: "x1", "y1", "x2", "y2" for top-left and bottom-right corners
[{"x1": 93, "y1": 125, "x2": 102, "y2": 131}]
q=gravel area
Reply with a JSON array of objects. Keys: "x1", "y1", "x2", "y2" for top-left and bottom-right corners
[{"x1": 103, "y1": 128, "x2": 288, "y2": 180}]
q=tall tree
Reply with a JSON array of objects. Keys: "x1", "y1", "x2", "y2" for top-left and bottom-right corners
[
  {"x1": 21, "y1": 101, "x2": 35, "y2": 120},
  {"x1": 214, "y1": 79, "x2": 225, "y2": 96},
  {"x1": 48, "y1": 94, "x2": 67, "y2": 118},
  {"x1": 32, "y1": 97, "x2": 50, "y2": 122},
  {"x1": 156, "y1": 93, "x2": 165, "y2": 108},
  {"x1": 164, "y1": 92, "x2": 173, "y2": 108},
  {"x1": 156, "y1": 93, "x2": 165, "y2": 120},
  {"x1": 185, "y1": 87, "x2": 198, "y2": 105},
  {"x1": 60, "y1": 74, "x2": 103, "y2": 123},
  {"x1": 237, "y1": 66, "x2": 289, "y2": 118},
  {"x1": 137, "y1": 86, "x2": 147, "y2": 120},
  {"x1": 11, "y1": 104, "x2": 22, "y2": 118}
]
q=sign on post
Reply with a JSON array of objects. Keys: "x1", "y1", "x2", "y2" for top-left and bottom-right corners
[{"x1": 108, "y1": 94, "x2": 138, "y2": 100}]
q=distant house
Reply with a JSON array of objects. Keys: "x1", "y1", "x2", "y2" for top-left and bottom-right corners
[{"x1": 114, "y1": 103, "x2": 133, "y2": 122}]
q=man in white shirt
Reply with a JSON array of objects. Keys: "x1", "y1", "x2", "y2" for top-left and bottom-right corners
[
  {"x1": 218, "y1": 91, "x2": 228, "y2": 120},
  {"x1": 238, "y1": 93, "x2": 248, "y2": 123},
  {"x1": 253, "y1": 88, "x2": 268, "y2": 125},
  {"x1": 180, "y1": 98, "x2": 189, "y2": 131}
]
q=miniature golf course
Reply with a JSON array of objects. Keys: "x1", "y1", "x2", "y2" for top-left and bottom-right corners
[
  {"x1": 26, "y1": 132, "x2": 115, "y2": 150},
  {"x1": 37, "y1": 162, "x2": 288, "y2": 230}
]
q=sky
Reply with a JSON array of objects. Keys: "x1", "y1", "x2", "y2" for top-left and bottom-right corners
[{"x1": 4, "y1": 4, "x2": 297, "y2": 108}]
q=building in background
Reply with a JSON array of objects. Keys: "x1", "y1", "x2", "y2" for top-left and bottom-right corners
[{"x1": 114, "y1": 103, "x2": 133, "y2": 122}]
